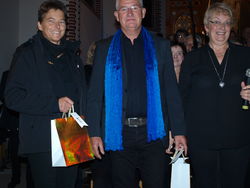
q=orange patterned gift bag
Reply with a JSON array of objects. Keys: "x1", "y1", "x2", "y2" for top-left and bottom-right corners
[{"x1": 51, "y1": 106, "x2": 94, "y2": 167}]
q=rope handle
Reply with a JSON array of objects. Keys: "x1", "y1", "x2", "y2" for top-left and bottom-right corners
[
  {"x1": 170, "y1": 149, "x2": 187, "y2": 164},
  {"x1": 62, "y1": 105, "x2": 75, "y2": 118}
]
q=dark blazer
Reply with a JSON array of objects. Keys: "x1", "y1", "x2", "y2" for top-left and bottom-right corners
[
  {"x1": 179, "y1": 43, "x2": 250, "y2": 149},
  {"x1": 86, "y1": 32, "x2": 186, "y2": 147},
  {"x1": 4, "y1": 33, "x2": 86, "y2": 154}
]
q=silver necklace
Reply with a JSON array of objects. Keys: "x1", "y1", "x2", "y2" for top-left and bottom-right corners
[{"x1": 208, "y1": 47, "x2": 230, "y2": 88}]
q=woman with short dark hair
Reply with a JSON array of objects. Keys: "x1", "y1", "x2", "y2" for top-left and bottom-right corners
[{"x1": 4, "y1": 0, "x2": 86, "y2": 187}]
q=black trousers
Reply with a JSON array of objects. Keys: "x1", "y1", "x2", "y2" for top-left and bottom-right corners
[
  {"x1": 189, "y1": 144, "x2": 250, "y2": 188},
  {"x1": 110, "y1": 125, "x2": 170, "y2": 188},
  {"x1": 27, "y1": 152, "x2": 78, "y2": 188},
  {"x1": 91, "y1": 153, "x2": 113, "y2": 188}
]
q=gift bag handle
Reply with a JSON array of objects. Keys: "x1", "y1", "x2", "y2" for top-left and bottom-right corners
[
  {"x1": 170, "y1": 149, "x2": 187, "y2": 164},
  {"x1": 62, "y1": 105, "x2": 75, "y2": 118}
]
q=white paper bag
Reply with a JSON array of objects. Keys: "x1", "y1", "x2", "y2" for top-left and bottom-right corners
[
  {"x1": 51, "y1": 119, "x2": 66, "y2": 167},
  {"x1": 170, "y1": 150, "x2": 190, "y2": 188}
]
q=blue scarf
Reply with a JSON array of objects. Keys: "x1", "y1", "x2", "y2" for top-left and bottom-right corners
[{"x1": 105, "y1": 27, "x2": 166, "y2": 151}]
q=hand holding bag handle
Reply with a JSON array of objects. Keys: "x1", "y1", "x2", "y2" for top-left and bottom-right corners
[{"x1": 62, "y1": 105, "x2": 74, "y2": 119}]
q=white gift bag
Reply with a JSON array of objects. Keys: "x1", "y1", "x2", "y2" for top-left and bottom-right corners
[
  {"x1": 170, "y1": 150, "x2": 190, "y2": 188},
  {"x1": 51, "y1": 119, "x2": 66, "y2": 167}
]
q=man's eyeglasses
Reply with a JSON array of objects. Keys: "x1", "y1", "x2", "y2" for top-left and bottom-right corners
[
  {"x1": 209, "y1": 20, "x2": 232, "y2": 27},
  {"x1": 118, "y1": 5, "x2": 141, "y2": 13}
]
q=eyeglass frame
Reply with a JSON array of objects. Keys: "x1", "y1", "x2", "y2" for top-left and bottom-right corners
[
  {"x1": 117, "y1": 5, "x2": 142, "y2": 13},
  {"x1": 209, "y1": 20, "x2": 232, "y2": 27}
]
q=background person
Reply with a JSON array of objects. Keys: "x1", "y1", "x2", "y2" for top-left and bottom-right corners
[
  {"x1": 174, "y1": 29, "x2": 189, "y2": 45},
  {"x1": 0, "y1": 50, "x2": 35, "y2": 188},
  {"x1": 242, "y1": 26, "x2": 250, "y2": 47},
  {"x1": 179, "y1": 3, "x2": 250, "y2": 188},
  {"x1": 4, "y1": 1, "x2": 87, "y2": 187},
  {"x1": 166, "y1": 42, "x2": 186, "y2": 155},
  {"x1": 0, "y1": 70, "x2": 21, "y2": 188},
  {"x1": 170, "y1": 42, "x2": 186, "y2": 81},
  {"x1": 184, "y1": 34, "x2": 203, "y2": 53}
]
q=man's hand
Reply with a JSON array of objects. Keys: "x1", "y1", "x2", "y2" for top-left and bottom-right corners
[
  {"x1": 90, "y1": 137, "x2": 105, "y2": 159},
  {"x1": 166, "y1": 131, "x2": 174, "y2": 154},
  {"x1": 58, "y1": 97, "x2": 74, "y2": 113},
  {"x1": 174, "y1": 135, "x2": 188, "y2": 156}
]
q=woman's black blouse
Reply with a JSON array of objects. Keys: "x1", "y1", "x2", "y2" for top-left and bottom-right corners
[{"x1": 179, "y1": 43, "x2": 250, "y2": 149}]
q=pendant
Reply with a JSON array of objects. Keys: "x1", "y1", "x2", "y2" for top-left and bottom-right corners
[{"x1": 219, "y1": 81, "x2": 225, "y2": 88}]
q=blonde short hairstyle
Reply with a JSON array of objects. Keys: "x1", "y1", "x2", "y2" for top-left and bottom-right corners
[
  {"x1": 203, "y1": 2, "x2": 233, "y2": 26},
  {"x1": 115, "y1": 0, "x2": 143, "y2": 10}
]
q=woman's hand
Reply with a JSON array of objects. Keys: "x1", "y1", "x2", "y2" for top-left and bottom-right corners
[
  {"x1": 58, "y1": 97, "x2": 74, "y2": 113},
  {"x1": 240, "y1": 82, "x2": 250, "y2": 102},
  {"x1": 174, "y1": 135, "x2": 188, "y2": 156}
]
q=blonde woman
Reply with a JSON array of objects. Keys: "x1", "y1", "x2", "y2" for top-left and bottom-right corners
[{"x1": 179, "y1": 3, "x2": 250, "y2": 188}]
